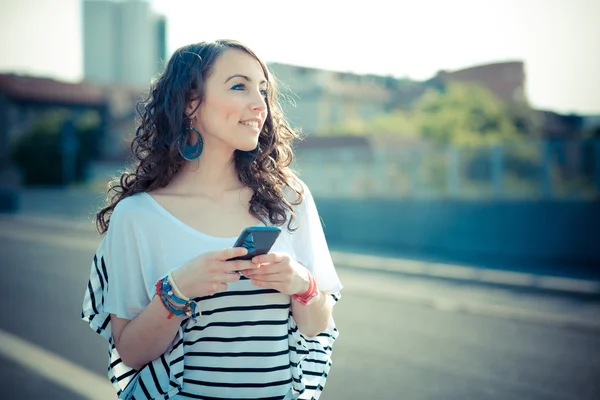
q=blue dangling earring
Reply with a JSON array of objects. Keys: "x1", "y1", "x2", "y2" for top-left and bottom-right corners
[
  {"x1": 178, "y1": 119, "x2": 203, "y2": 161},
  {"x1": 236, "y1": 143, "x2": 260, "y2": 165}
]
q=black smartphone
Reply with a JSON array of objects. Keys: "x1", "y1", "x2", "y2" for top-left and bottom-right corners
[{"x1": 227, "y1": 226, "x2": 282, "y2": 261}]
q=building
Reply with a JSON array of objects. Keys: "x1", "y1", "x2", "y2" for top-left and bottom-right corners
[
  {"x1": 83, "y1": 0, "x2": 167, "y2": 87},
  {"x1": 0, "y1": 74, "x2": 142, "y2": 173},
  {"x1": 268, "y1": 63, "x2": 396, "y2": 134},
  {"x1": 431, "y1": 61, "x2": 528, "y2": 105},
  {"x1": 267, "y1": 61, "x2": 530, "y2": 135}
]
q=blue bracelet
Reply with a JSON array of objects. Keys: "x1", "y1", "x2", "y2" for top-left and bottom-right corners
[{"x1": 156, "y1": 276, "x2": 198, "y2": 322}]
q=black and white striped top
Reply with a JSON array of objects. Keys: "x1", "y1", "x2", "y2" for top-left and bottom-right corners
[{"x1": 82, "y1": 184, "x2": 343, "y2": 400}]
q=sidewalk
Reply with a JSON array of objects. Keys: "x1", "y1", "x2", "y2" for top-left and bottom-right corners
[{"x1": 332, "y1": 251, "x2": 600, "y2": 295}]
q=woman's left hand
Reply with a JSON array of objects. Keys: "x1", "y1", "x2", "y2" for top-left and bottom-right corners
[{"x1": 240, "y1": 252, "x2": 310, "y2": 295}]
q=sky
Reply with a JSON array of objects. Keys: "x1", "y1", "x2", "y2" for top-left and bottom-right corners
[{"x1": 1, "y1": 0, "x2": 599, "y2": 115}]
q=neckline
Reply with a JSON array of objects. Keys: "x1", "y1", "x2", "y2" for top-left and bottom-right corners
[{"x1": 141, "y1": 192, "x2": 242, "y2": 241}]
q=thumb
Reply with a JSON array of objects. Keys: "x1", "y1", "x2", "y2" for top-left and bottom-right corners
[{"x1": 213, "y1": 246, "x2": 248, "y2": 261}]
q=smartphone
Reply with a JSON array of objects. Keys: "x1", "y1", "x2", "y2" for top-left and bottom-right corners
[{"x1": 227, "y1": 226, "x2": 282, "y2": 261}]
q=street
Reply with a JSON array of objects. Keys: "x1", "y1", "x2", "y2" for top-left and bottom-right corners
[{"x1": 0, "y1": 194, "x2": 599, "y2": 399}]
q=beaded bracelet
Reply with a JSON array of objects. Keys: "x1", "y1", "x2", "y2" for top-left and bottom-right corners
[{"x1": 155, "y1": 275, "x2": 198, "y2": 322}]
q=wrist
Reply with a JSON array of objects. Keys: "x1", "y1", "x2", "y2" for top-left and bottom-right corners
[
  {"x1": 171, "y1": 269, "x2": 192, "y2": 299},
  {"x1": 295, "y1": 276, "x2": 311, "y2": 296},
  {"x1": 292, "y1": 272, "x2": 318, "y2": 306},
  {"x1": 155, "y1": 275, "x2": 198, "y2": 321}
]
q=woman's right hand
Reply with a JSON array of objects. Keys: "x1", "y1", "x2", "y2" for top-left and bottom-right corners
[{"x1": 171, "y1": 247, "x2": 255, "y2": 298}]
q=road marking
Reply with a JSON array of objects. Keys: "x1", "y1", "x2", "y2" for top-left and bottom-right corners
[{"x1": 0, "y1": 329, "x2": 115, "y2": 400}]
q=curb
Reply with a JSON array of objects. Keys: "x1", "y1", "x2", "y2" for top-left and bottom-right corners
[{"x1": 331, "y1": 251, "x2": 600, "y2": 296}]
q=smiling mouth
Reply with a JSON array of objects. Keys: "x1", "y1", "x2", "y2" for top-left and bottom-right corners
[{"x1": 239, "y1": 121, "x2": 260, "y2": 129}]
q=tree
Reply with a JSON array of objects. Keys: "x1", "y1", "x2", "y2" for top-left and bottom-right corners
[
  {"x1": 326, "y1": 82, "x2": 523, "y2": 145},
  {"x1": 413, "y1": 82, "x2": 519, "y2": 146}
]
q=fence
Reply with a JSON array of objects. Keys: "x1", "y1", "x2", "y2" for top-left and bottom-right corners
[{"x1": 294, "y1": 139, "x2": 600, "y2": 200}]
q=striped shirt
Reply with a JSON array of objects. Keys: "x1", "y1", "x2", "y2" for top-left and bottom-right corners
[{"x1": 82, "y1": 184, "x2": 342, "y2": 400}]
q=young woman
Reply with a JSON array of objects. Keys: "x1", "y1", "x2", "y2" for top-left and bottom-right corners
[{"x1": 82, "y1": 39, "x2": 343, "y2": 400}]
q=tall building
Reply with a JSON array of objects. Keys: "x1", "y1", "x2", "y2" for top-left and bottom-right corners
[{"x1": 83, "y1": 0, "x2": 167, "y2": 87}]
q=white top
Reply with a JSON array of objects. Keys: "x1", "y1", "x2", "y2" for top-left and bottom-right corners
[{"x1": 82, "y1": 181, "x2": 343, "y2": 400}]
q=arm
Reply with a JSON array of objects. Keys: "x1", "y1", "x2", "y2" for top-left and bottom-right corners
[
  {"x1": 110, "y1": 298, "x2": 185, "y2": 370},
  {"x1": 243, "y1": 255, "x2": 335, "y2": 338},
  {"x1": 110, "y1": 247, "x2": 255, "y2": 370},
  {"x1": 291, "y1": 288, "x2": 334, "y2": 338}
]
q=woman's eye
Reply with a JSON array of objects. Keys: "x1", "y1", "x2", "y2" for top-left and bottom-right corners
[{"x1": 231, "y1": 83, "x2": 268, "y2": 97}]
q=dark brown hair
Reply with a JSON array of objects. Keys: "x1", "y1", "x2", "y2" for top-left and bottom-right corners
[{"x1": 95, "y1": 39, "x2": 303, "y2": 234}]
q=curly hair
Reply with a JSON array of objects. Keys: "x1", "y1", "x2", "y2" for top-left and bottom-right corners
[{"x1": 95, "y1": 39, "x2": 304, "y2": 235}]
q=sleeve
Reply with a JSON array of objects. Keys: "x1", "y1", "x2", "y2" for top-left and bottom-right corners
[
  {"x1": 292, "y1": 182, "x2": 343, "y2": 294},
  {"x1": 288, "y1": 181, "x2": 343, "y2": 400},
  {"x1": 81, "y1": 202, "x2": 185, "y2": 399}
]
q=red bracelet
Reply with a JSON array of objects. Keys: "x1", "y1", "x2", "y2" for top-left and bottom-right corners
[{"x1": 292, "y1": 273, "x2": 318, "y2": 306}]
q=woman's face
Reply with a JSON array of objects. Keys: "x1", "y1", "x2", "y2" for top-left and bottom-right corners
[{"x1": 192, "y1": 48, "x2": 269, "y2": 153}]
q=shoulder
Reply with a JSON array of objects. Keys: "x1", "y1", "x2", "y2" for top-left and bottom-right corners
[
  {"x1": 284, "y1": 175, "x2": 312, "y2": 206},
  {"x1": 109, "y1": 192, "x2": 151, "y2": 228},
  {"x1": 283, "y1": 177, "x2": 320, "y2": 227},
  {"x1": 112, "y1": 192, "x2": 147, "y2": 215}
]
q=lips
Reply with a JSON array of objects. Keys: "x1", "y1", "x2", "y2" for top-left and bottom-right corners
[{"x1": 239, "y1": 120, "x2": 259, "y2": 129}]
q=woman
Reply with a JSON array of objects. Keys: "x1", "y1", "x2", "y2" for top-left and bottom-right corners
[{"x1": 81, "y1": 39, "x2": 343, "y2": 400}]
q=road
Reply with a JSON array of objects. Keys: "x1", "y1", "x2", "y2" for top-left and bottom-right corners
[{"x1": 0, "y1": 192, "x2": 599, "y2": 399}]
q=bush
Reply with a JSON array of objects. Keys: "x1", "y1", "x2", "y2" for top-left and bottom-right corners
[{"x1": 12, "y1": 109, "x2": 101, "y2": 186}]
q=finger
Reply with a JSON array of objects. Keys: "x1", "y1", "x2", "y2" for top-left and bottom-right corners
[
  {"x1": 223, "y1": 259, "x2": 258, "y2": 272},
  {"x1": 243, "y1": 267, "x2": 278, "y2": 277},
  {"x1": 219, "y1": 272, "x2": 242, "y2": 283},
  {"x1": 250, "y1": 274, "x2": 285, "y2": 282},
  {"x1": 213, "y1": 247, "x2": 248, "y2": 261},
  {"x1": 244, "y1": 262, "x2": 286, "y2": 276},
  {"x1": 208, "y1": 282, "x2": 229, "y2": 295},
  {"x1": 252, "y1": 252, "x2": 287, "y2": 265}
]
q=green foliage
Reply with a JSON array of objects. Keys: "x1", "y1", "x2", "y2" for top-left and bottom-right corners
[
  {"x1": 327, "y1": 81, "x2": 525, "y2": 146},
  {"x1": 12, "y1": 109, "x2": 101, "y2": 185},
  {"x1": 328, "y1": 110, "x2": 418, "y2": 138},
  {"x1": 328, "y1": 117, "x2": 369, "y2": 136},
  {"x1": 413, "y1": 82, "x2": 518, "y2": 145}
]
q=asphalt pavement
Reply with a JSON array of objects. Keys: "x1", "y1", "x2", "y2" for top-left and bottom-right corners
[{"x1": 1, "y1": 188, "x2": 600, "y2": 399}]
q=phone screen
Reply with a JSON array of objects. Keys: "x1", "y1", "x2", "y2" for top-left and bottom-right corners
[{"x1": 228, "y1": 226, "x2": 281, "y2": 261}]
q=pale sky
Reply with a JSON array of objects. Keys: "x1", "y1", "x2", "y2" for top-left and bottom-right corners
[{"x1": 1, "y1": 0, "x2": 599, "y2": 114}]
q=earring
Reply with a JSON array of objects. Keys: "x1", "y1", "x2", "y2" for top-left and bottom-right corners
[
  {"x1": 236, "y1": 143, "x2": 260, "y2": 165},
  {"x1": 178, "y1": 120, "x2": 203, "y2": 161}
]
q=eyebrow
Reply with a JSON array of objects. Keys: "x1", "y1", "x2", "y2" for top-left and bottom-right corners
[{"x1": 224, "y1": 74, "x2": 268, "y2": 85}]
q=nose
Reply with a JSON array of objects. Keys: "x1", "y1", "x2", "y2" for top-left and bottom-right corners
[{"x1": 250, "y1": 91, "x2": 267, "y2": 113}]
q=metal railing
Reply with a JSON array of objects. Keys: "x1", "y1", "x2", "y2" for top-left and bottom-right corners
[{"x1": 294, "y1": 139, "x2": 600, "y2": 200}]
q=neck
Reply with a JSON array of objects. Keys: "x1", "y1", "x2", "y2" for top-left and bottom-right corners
[{"x1": 170, "y1": 147, "x2": 243, "y2": 196}]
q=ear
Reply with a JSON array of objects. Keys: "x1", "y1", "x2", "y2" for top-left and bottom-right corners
[{"x1": 185, "y1": 99, "x2": 200, "y2": 119}]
